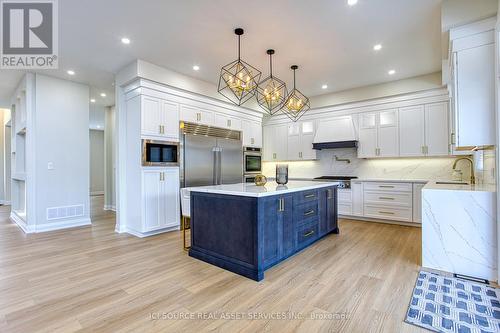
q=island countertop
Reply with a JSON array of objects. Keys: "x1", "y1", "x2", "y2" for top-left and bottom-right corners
[{"x1": 186, "y1": 180, "x2": 339, "y2": 197}]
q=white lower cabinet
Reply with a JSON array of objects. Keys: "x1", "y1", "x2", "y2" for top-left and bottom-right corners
[
  {"x1": 339, "y1": 181, "x2": 424, "y2": 225},
  {"x1": 142, "y1": 168, "x2": 180, "y2": 232}
]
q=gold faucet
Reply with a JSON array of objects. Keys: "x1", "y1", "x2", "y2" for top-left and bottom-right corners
[{"x1": 452, "y1": 157, "x2": 475, "y2": 184}]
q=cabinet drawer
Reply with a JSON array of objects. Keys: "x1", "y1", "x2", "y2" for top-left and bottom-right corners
[
  {"x1": 338, "y1": 203, "x2": 352, "y2": 215},
  {"x1": 363, "y1": 191, "x2": 412, "y2": 207},
  {"x1": 297, "y1": 220, "x2": 319, "y2": 248},
  {"x1": 363, "y1": 205, "x2": 412, "y2": 222},
  {"x1": 363, "y1": 182, "x2": 412, "y2": 192},
  {"x1": 294, "y1": 201, "x2": 319, "y2": 224},
  {"x1": 337, "y1": 189, "x2": 352, "y2": 203},
  {"x1": 294, "y1": 190, "x2": 319, "y2": 205}
]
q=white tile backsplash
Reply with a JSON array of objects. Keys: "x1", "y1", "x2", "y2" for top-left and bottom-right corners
[{"x1": 262, "y1": 148, "x2": 474, "y2": 182}]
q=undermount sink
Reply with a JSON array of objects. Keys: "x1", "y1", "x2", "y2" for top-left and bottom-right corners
[{"x1": 435, "y1": 181, "x2": 469, "y2": 185}]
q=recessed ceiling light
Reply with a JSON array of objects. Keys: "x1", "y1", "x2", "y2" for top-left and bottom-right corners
[
  {"x1": 67, "y1": 70, "x2": 75, "y2": 75},
  {"x1": 100, "y1": 93, "x2": 106, "y2": 97},
  {"x1": 90, "y1": 99, "x2": 96, "y2": 103},
  {"x1": 388, "y1": 69, "x2": 396, "y2": 75},
  {"x1": 373, "y1": 44, "x2": 382, "y2": 51},
  {"x1": 321, "y1": 84, "x2": 328, "y2": 89},
  {"x1": 192, "y1": 65, "x2": 200, "y2": 71},
  {"x1": 121, "y1": 37, "x2": 131, "y2": 44},
  {"x1": 347, "y1": 0, "x2": 358, "y2": 6}
]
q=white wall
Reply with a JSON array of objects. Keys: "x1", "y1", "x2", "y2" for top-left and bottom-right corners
[
  {"x1": 34, "y1": 74, "x2": 90, "y2": 227},
  {"x1": 89, "y1": 129, "x2": 104, "y2": 195},
  {"x1": 310, "y1": 73, "x2": 443, "y2": 109}
]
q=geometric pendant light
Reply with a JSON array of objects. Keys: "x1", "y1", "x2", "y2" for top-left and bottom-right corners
[
  {"x1": 282, "y1": 65, "x2": 310, "y2": 122},
  {"x1": 217, "y1": 28, "x2": 262, "y2": 106},
  {"x1": 255, "y1": 49, "x2": 287, "y2": 115}
]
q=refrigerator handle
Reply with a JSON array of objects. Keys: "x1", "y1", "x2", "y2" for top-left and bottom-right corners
[{"x1": 212, "y1": 148, "x2": 218, "y2": 185}]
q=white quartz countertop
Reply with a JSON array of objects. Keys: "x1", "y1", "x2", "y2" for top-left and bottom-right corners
[
  {"x1": 423, "y1": 181, "x2": 496, "y2": 192},
  {"x1": 186, "y1": 181, "x2": 338, "y2": 198}
]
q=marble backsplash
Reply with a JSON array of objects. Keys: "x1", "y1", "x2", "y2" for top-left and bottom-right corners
[{"x1": 262, "y1": 148, "x2": 476, "y2": 182}]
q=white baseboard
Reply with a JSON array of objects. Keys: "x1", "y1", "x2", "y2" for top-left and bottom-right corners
[
  {"x1": 34, "y1": 218, "x2": 92, "y2": 233},
  {"x1": 339, "y1": 215, "x2": 421, "y2": 228},
  {"x1": 103, "y1": 205, "x2": 116, "y2": 211},
  {"x1": 91, "y1": 191, "x2": 104, "y2": 196},
  {"x1": 10, "y1": 213, "x2": 91, "y2": 234},
  {"x1": 10, "y1": 211, "x2": 30, "y2": 233},
  {"x1": 125, "y1": 225, "x2": 180, "y2": 238}
]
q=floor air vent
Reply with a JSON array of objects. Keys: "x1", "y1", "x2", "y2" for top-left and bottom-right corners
[{"x1": 47, "y1": 205, "x2": 84, "y2": 220}]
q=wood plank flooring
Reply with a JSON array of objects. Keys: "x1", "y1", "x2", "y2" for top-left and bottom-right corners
[{"x1": 0, "y1": 196, "x2": 426, "y2": 333}]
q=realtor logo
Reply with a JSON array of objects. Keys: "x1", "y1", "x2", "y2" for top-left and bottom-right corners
[{"x1": 1, "y1": 0, "x2": 58, "y2": 68}]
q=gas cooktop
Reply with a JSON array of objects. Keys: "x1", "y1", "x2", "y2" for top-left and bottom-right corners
[{"x1": 313, "y1": 176, "x2": 358, "y2": 188}]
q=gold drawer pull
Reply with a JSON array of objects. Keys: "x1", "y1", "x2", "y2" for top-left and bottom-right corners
[
  {"x1": 379, "y1": 185, "x2": 395, "y2": 188},
  {"x1": 379, "y1": 197, "x2": 395, "y2": 200},
  {"x1": 379, "y1": 211, "x2": 395, "y2": 215},
  {"x1": 304, "y1": 194, "x2": 316, "y2": 199},
  {"x1": 304, "y1": 210, "x2": 315, "y2": 216},
  {"x1": 303, "y1": 230, "x2": 315, "y2": 237}
]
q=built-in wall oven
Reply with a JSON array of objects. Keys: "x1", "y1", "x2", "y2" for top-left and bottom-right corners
[
  {"x1": 243, "y1": 147, "x2": 262, "y2": 174},
  {"x1": 142, "y1": 140, "x2": 179, "y2": 166}
]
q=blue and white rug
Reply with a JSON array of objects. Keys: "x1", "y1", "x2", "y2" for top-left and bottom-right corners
[{"x1": 405, "y1": 271, "x2": 500, "y2": 333}]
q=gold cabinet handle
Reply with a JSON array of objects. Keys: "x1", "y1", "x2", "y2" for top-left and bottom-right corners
[
  {"x1": 251, "y1": 138, "x2": 255, "y2": 145},
  {"x1": 379, "y1": 211, "x2": 395, "y2": 215},
  {"x1": 304, "y1": 210, "x2": 315, "y2": 216},
  {"x1": 304, "y1": 194, "x2": 316, "y2": 199},
  {"x1": 273, "y1": 153, "x2": 277, "y2": 159},
  {"x1": 303, "y1": 230, "x2": 315, "y2": 237},
  {"x1": 379, "y1": 197, "x2": 394, "y2": 200},
  {"x1": 227, "y1": 119, "x2": 231, "y2": 127}
]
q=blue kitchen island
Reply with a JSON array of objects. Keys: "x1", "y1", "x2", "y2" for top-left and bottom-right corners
[{"x1": 187, "y1": 181, "x2": 338, "y2": 281}]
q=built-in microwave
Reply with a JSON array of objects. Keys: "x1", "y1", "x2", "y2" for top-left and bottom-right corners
[
  {"x1": 243, "y1": 147, "x2": 262, "y2": 174},
  {"x1": 142, "y1": 140, "x2": 179, "y2": 166}
]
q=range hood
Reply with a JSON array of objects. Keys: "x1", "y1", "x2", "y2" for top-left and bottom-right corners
[{"x1": 313, "y1": 116, "x2": 357, "y2": 150}]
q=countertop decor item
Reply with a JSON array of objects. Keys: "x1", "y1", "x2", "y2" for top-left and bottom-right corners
[
  {"x1": 276, "y1": 164, "x2": 289, "y2": 185},
  {"x1": 254, "y1": 174, "x2": 267, "y2": 186},
  {"x1": 256, "y1": 49, "x2": 287, "y2": 115},
  {"x1": 282, "y1": 65, "x2": 310, "y2": 122},
  {"x1": 218, "y1": 28, "x2": 261, "y2": 106}
]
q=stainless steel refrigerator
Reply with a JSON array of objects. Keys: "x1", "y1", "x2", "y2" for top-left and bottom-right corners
[{"x1": 181, "y1": 123, "x2": 243, "y2": 187}]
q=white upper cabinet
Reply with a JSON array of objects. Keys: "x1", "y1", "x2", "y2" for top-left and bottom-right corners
[
  {"x1": 399, "y1": 106, "x2": 425, "y2": 156},
  {"x1": 141, "y1": 96, "x2": 180, "y2": 141},
  {"x1": 425, "y1": 103, "x2": 449, "y2": 156},
  {"x1": 180, "y1": 105, "x2": 215, "y2": 126},
  {"x1": 215, "y1": 113, "x2": 242, "y2": 130},
  {"x1": 450, "y1": 20, "x2": 495, "y2": 148},
  {"x1": 399, "y1": 103, "x2": 449, "y2": 157},
  {"x1": 358, "y1": 110, "x2": 398, "y2": 158},
  {"x1": 286, "y1": 121, "x2": 317, "y2": 161},
  {"x1": 242, "y1": 120, "x2": 262, "y2": 148},
  {"x1": 263, "y1": 124, "x2": 288, "y2": 161}
]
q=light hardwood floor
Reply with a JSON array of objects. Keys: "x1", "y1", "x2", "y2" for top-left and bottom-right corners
[{"x1": 0, "y1": 196, "x2": 426, "y2": 333}]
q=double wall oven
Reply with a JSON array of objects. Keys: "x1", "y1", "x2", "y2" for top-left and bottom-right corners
[{"x1": 243, "y1": 147, "x2": 262, "y2": 183}]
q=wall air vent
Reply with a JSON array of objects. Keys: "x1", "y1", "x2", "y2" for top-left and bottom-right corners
[
  {"x1": 182, "y1": 122, "x2": 241, "y2": 140},
  {"x1": 47, "y1": 204, "x2": 84, "y2": 220}
]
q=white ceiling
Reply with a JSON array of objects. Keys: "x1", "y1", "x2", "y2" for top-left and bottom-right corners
[{"x1": 0, "y1": 0, "x2": 442, "y2": 108}]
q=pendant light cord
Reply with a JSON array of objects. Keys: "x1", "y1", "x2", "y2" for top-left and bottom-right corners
[
  {"x1": 293, "y1": 68, "x2": 296, "y2": 89},
  {"x1": 238, "y1": 35, "x2": 241, "y2": 61},
  {"x1": 269, "y1": 54, "x2": 273, "y2": 78}
]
